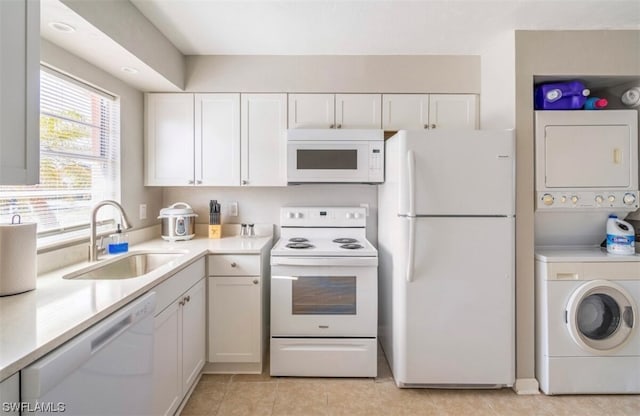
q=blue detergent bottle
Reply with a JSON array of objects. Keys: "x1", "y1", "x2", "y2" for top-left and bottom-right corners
[{"x1": 108, "y1": 224, "x2": 129, "y2": 254}]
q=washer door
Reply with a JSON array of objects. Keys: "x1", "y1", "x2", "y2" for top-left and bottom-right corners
[{"x1": 566, "y1": 280, "x2": 636, "y2": 353}]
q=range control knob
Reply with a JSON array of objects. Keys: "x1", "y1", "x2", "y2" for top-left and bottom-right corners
[
  {"x1": 353, "y1": 212, "x2": 361, "y2": 219},
  {"x1": 287, "y1": 212, "x2": 295, "y2": 219},
  {"x1": 542, "y1": 194, "x2": 554, "y2": 206},
  {"x1": 595, "y1": 195, "x2": 604, "y2": 204},
  {"x1": 295, "y1": 212, "x2": 304, "y2": 219},
  {"x1": 571, "y1": 195, "x2": 579, "y2": 204},
  {"x1": 623, "y1": 193, "x2": 637, "y2": 205},
  {"x1": 608, "y1": 195, "x2": 616, "y2": 203},
  {"x1": 346, "y1": 212, "x2": 355, "y2": 219}
]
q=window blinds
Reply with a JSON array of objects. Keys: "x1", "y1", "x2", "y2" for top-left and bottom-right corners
[{"x1": 0, "y1": 69, "x2": 121, "y2": 241}]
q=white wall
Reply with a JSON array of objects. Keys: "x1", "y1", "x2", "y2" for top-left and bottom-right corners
[
  {"x1": 162, "y1": 185, "x2": 379, "y2": 244},
  {"x1": 40, "y1": 39, "x2": 163, "y2": 231}
]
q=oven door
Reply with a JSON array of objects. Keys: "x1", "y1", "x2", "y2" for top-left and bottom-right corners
[
  {"x1": 271, "y1": 257, "x2": 377, "y2": 337},
  {"x1": 287, "y1": 141, "x2": 377, "y2": 183}
]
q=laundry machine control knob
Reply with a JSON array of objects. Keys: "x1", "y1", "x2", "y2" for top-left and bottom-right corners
[
  {"x1": 542, "y1": 194, "x2": 554, "y2": 206},
  {"x1": 623, "y1": 193, "x2": 637, "y2": 205},
  {"x1": 571, "y1": 196, "x2": 579, "y2": 204},
  {"x1": 595, "y1": 195, "x2": 604, "y2": 204},
  {"x1": 560, "y1": 195, "x2": 567, "y2": 203},
  {"x1": 608, "y1": 195, "x2": 616, "y2": 203}
]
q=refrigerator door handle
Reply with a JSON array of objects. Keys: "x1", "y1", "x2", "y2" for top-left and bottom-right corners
[
  {"x1": 406, "y1": 216, "x2": 416, "y2": 283},
  {"x1": 407, "y1": 150, "x2": 416, "y2": 216}
]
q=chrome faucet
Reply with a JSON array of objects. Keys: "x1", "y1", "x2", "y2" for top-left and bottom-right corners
[{"x1": 89, "y1": 200, "x2": 132, "y2": 261}]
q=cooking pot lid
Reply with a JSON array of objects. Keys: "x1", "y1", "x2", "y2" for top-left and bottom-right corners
[{"x1": 159, "y1": 202, "x2": 198, "y2": 217}]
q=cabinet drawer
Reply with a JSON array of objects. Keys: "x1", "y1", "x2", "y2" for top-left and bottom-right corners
[
  {"x1": 208, "y1": 254, "x2": 260, "y2": 276},
  {"x1": 154, "y1": 258, "x2": 205, "y2": 315}
]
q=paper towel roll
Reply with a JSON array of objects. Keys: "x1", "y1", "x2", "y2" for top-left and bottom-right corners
[{"x1": 0, "y1": 220, "x2": 37, "y2": 296}]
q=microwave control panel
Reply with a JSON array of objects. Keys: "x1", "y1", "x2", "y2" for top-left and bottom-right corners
[{"x1": 369, "y1": 143, "x2": 384, "y2": 183}]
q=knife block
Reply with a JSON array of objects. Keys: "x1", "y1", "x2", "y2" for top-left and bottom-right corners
[{"x1": 208, "y1": 225, "x2": 222, "y2": 239}]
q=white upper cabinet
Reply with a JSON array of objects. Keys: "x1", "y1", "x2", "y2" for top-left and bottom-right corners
[
  {"x1": 0, "y1": 0, "x2": 39, "y2": 185},
  {"x1": 145, "y1": 93, "x2": 241, "y2": 186},
  {"x1": 289, "y1": 94, "x2": 382, "y2": 129},
  {"x1": 382, "y1": 94, "x2": 430, "y2": 130},
  {"x1": 145, "y1": 93, "x2": 195, "y2": 186},
  {"x1": 195, "y1": 93, "x2": 240, "y2": 186},
  {"x1": 335, "y1": 94, "x2": 382, "y2": 129},
  {"x1": 241, "y1": 94, "x2": 287, "y2": 186},
  {"x1": 383, "y1": 94, "x2": 478, "y2": 131},
  {"x1": 288, "y1": 94, "x2": 335, "y2": 128},
  {"x1": 428, "y1": 94, "x2": 478, "y2": 130}
]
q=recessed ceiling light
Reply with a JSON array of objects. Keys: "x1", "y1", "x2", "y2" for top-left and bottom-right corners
[
  {"x1": 120, "y1": 66, "x2": 139, "y2": 74},
  {"x1": 49, "y1": 21, "x2": 76, "y2": 33}
]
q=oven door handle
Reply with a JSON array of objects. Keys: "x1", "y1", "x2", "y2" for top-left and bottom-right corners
[{"x1": 271, "y1": 257, "x2": 378, "y2": 267}]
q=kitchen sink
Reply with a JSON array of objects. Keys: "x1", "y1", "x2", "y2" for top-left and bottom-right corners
[{"x1": 64, "y1": 251, "x2": 186, "y2": 280}]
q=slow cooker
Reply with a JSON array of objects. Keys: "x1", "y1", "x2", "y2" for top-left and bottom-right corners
[{"x1": 158, "y1": 202, "x2": 197, "y2": 241}]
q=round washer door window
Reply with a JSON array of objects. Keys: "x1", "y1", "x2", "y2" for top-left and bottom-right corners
[{"x1": 566, "y1": 280, "x2": 636, "y2": 353}]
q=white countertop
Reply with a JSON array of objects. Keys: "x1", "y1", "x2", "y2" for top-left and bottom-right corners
[{"x1": 0, "y1": 234, "x2": 272, "y2": 381}]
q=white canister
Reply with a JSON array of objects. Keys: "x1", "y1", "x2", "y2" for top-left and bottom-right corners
[
  {"x1": 0, "y1": 215, "x2": 37, "y2": 296},
  {"x1": 606, "y1": 215, "x2": 635, "y2": 255}
]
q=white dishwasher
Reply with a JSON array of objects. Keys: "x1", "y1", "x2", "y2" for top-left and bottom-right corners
[{"x1": 21, "y1": 292, "x2": 156, "y2": 415}]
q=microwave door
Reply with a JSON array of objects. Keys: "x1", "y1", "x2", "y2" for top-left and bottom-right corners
[{"x1": 287, "y1": 142, "x2": 370, "y2": 182}]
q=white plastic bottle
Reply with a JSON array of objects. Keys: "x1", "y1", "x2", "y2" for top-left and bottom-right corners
[{"x1": 606, "y1": 215, "x2": 635, "y2": 255}]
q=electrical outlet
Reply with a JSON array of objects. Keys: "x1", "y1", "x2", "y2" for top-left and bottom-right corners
[
  {"x1": 229, "y1": 201, "x2": 238, "y2": 216},
  {"x1": 139, "y1": 204, "x2": 147, "y2": 220}
]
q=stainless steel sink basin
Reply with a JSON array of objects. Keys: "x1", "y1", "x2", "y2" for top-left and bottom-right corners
[{"x1": 64, "y1": 251, "x2": 186, "y2": 280}]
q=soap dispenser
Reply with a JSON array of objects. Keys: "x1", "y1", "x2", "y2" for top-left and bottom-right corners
[{"x1": 108, "y1": 224, "x2": 129, "y2": 254}]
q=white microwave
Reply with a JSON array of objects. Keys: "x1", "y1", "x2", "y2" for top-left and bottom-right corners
[{"x1": 286, "y1": 129, "x2": 384, "y2": 184}]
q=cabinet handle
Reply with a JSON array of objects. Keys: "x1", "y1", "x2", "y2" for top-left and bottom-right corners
[
  {"x1": 336, "y1": 124, "x2": 342, "y2": 129},
  {"x1": 424, "y1": 124, "x2": 429, "y2": 129},
  {"x1": 179, "y1": 300, "x2": 185, "y2": 306},
  {"x1": 185, "y1": 295, "x2": 191, "y2": 303},
  {"x1": 188, "y1": 179, "x2": 195, "y2": 184},
  {"x1": 230, "y1": 262, "x2": 237, "y2": 268},
  {"x1": 430, "y1": 124, "x2": 436, "y2": 129},
  {"x1": 242, "y1": 180, "x2": 248, "y2": 185},
  {"x1": 253, "y1": 279, "x2": 259, "y2": 285},
  {"x1": 196, "y1": 180, "x2": 202, "y2": 185},
  {"x1": 329, "y1": 124, "x2": 335, "y2": 129}
]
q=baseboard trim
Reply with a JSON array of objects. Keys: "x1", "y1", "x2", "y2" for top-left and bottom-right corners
[{"x1": 513, "y1": 378, "x2": 540, "y2": 395}]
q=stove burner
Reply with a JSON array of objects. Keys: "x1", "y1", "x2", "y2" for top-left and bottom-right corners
[
  {"x1": 286, "y1": 242, "x2": 314, "y2": 249},
  {"x1": 340, "y1": 243, "x2": 363, "y2": 250},
  {"x1": 289, "y1": 237, "x2": 309, "y2": 243},
  {"x1": 333, "y1": 238, "x2": 358, "y2": 244}
]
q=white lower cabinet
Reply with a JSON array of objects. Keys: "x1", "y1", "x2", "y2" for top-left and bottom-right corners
[
  {"x1": 152, "y1": 259, "x2": 206, "y2": 416},
  {"x1": 0, "y1": 372, "x2": 19, "y2": 415},
  {"x1": 206, "y1": 253, "x2": 268, "y2": 373}
]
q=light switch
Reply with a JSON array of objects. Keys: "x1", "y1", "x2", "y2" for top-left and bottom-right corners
[{"x1": 229, "y1": 201, "x2": 238, "y2": 216}]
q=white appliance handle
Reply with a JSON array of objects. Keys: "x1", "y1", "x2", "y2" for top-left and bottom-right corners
[
  {"x1": 407, "y1": 150, "x2": 416, "y2": 217},
  {"x1": 406, "y1": 217, "x2": 416, "y2": 283},
  {"x1": 406, "y1": 149, "x2": 417, "y2": 283}
]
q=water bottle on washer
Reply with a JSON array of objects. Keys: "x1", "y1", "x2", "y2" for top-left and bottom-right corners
[{"x1": 606, "y1": 215, "x2": 635, "y2": 255}]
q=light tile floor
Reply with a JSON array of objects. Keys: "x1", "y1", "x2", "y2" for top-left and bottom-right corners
[{"x1": 181, "y1": 351, "x2": 640, "y2": 416}]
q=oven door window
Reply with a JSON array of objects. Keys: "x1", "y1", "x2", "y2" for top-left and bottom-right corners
[
  {"x1": 297, "y1": 149, "x2": 358, "y2": 170},
  {"x1": 292, "y1": 276, "x2": 356, "y2": 315}
]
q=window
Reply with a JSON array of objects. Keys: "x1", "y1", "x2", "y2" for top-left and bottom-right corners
[{"x1": 0, "y1": 68, "x2": 121, "y2": 245}]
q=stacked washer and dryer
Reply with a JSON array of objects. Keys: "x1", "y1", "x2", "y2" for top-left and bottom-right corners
[{"x1": 534, "y1": 110, "x2": 640, "y2": 394}]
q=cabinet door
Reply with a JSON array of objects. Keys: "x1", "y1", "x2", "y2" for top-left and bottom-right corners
[
  {"x1": 0, "y1": 372, "x2": 19, "y2": 416},
  {"x1": 382, "y1": 94, "x2": 430, "y2": 130},
  {"x1": 240, "y1": 94, "x2": 287, "y2": 186},
  {"x1": 181, "y1": 279, "x2": 206, "y2": 392},
  {"x1": 195, "y1": 94, "x2": 240, "y2": 186},
  {"x1": 288, "y1": 94, "x2": 335, "y2": 128},
  {"x1": 0, "y1": 0, "x2": 39, "y2": 185},
  {"x1": 335, "y1": 94, "x2": 382, "y2": 129},
  {"x1": 145, "y1": 93, "x2": 195, "y2": 186},
  {"x1": 428, "y1": 94, "x2": 478, "y2": 130},
  {"x1": 152, "y1": 302, "x2": 182, "y2": 416},
  {"x1": 208, "y1": 275, "x2": 261, "y2": 363}
]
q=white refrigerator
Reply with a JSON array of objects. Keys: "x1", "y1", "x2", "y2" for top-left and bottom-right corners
[{"x1": 378, "y1": 129, "x2": 515, "y2": 387}]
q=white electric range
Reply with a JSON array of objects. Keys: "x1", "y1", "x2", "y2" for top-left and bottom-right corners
[{"x1": 270, "y1": 206, "x2": 378, "y2": 377}]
